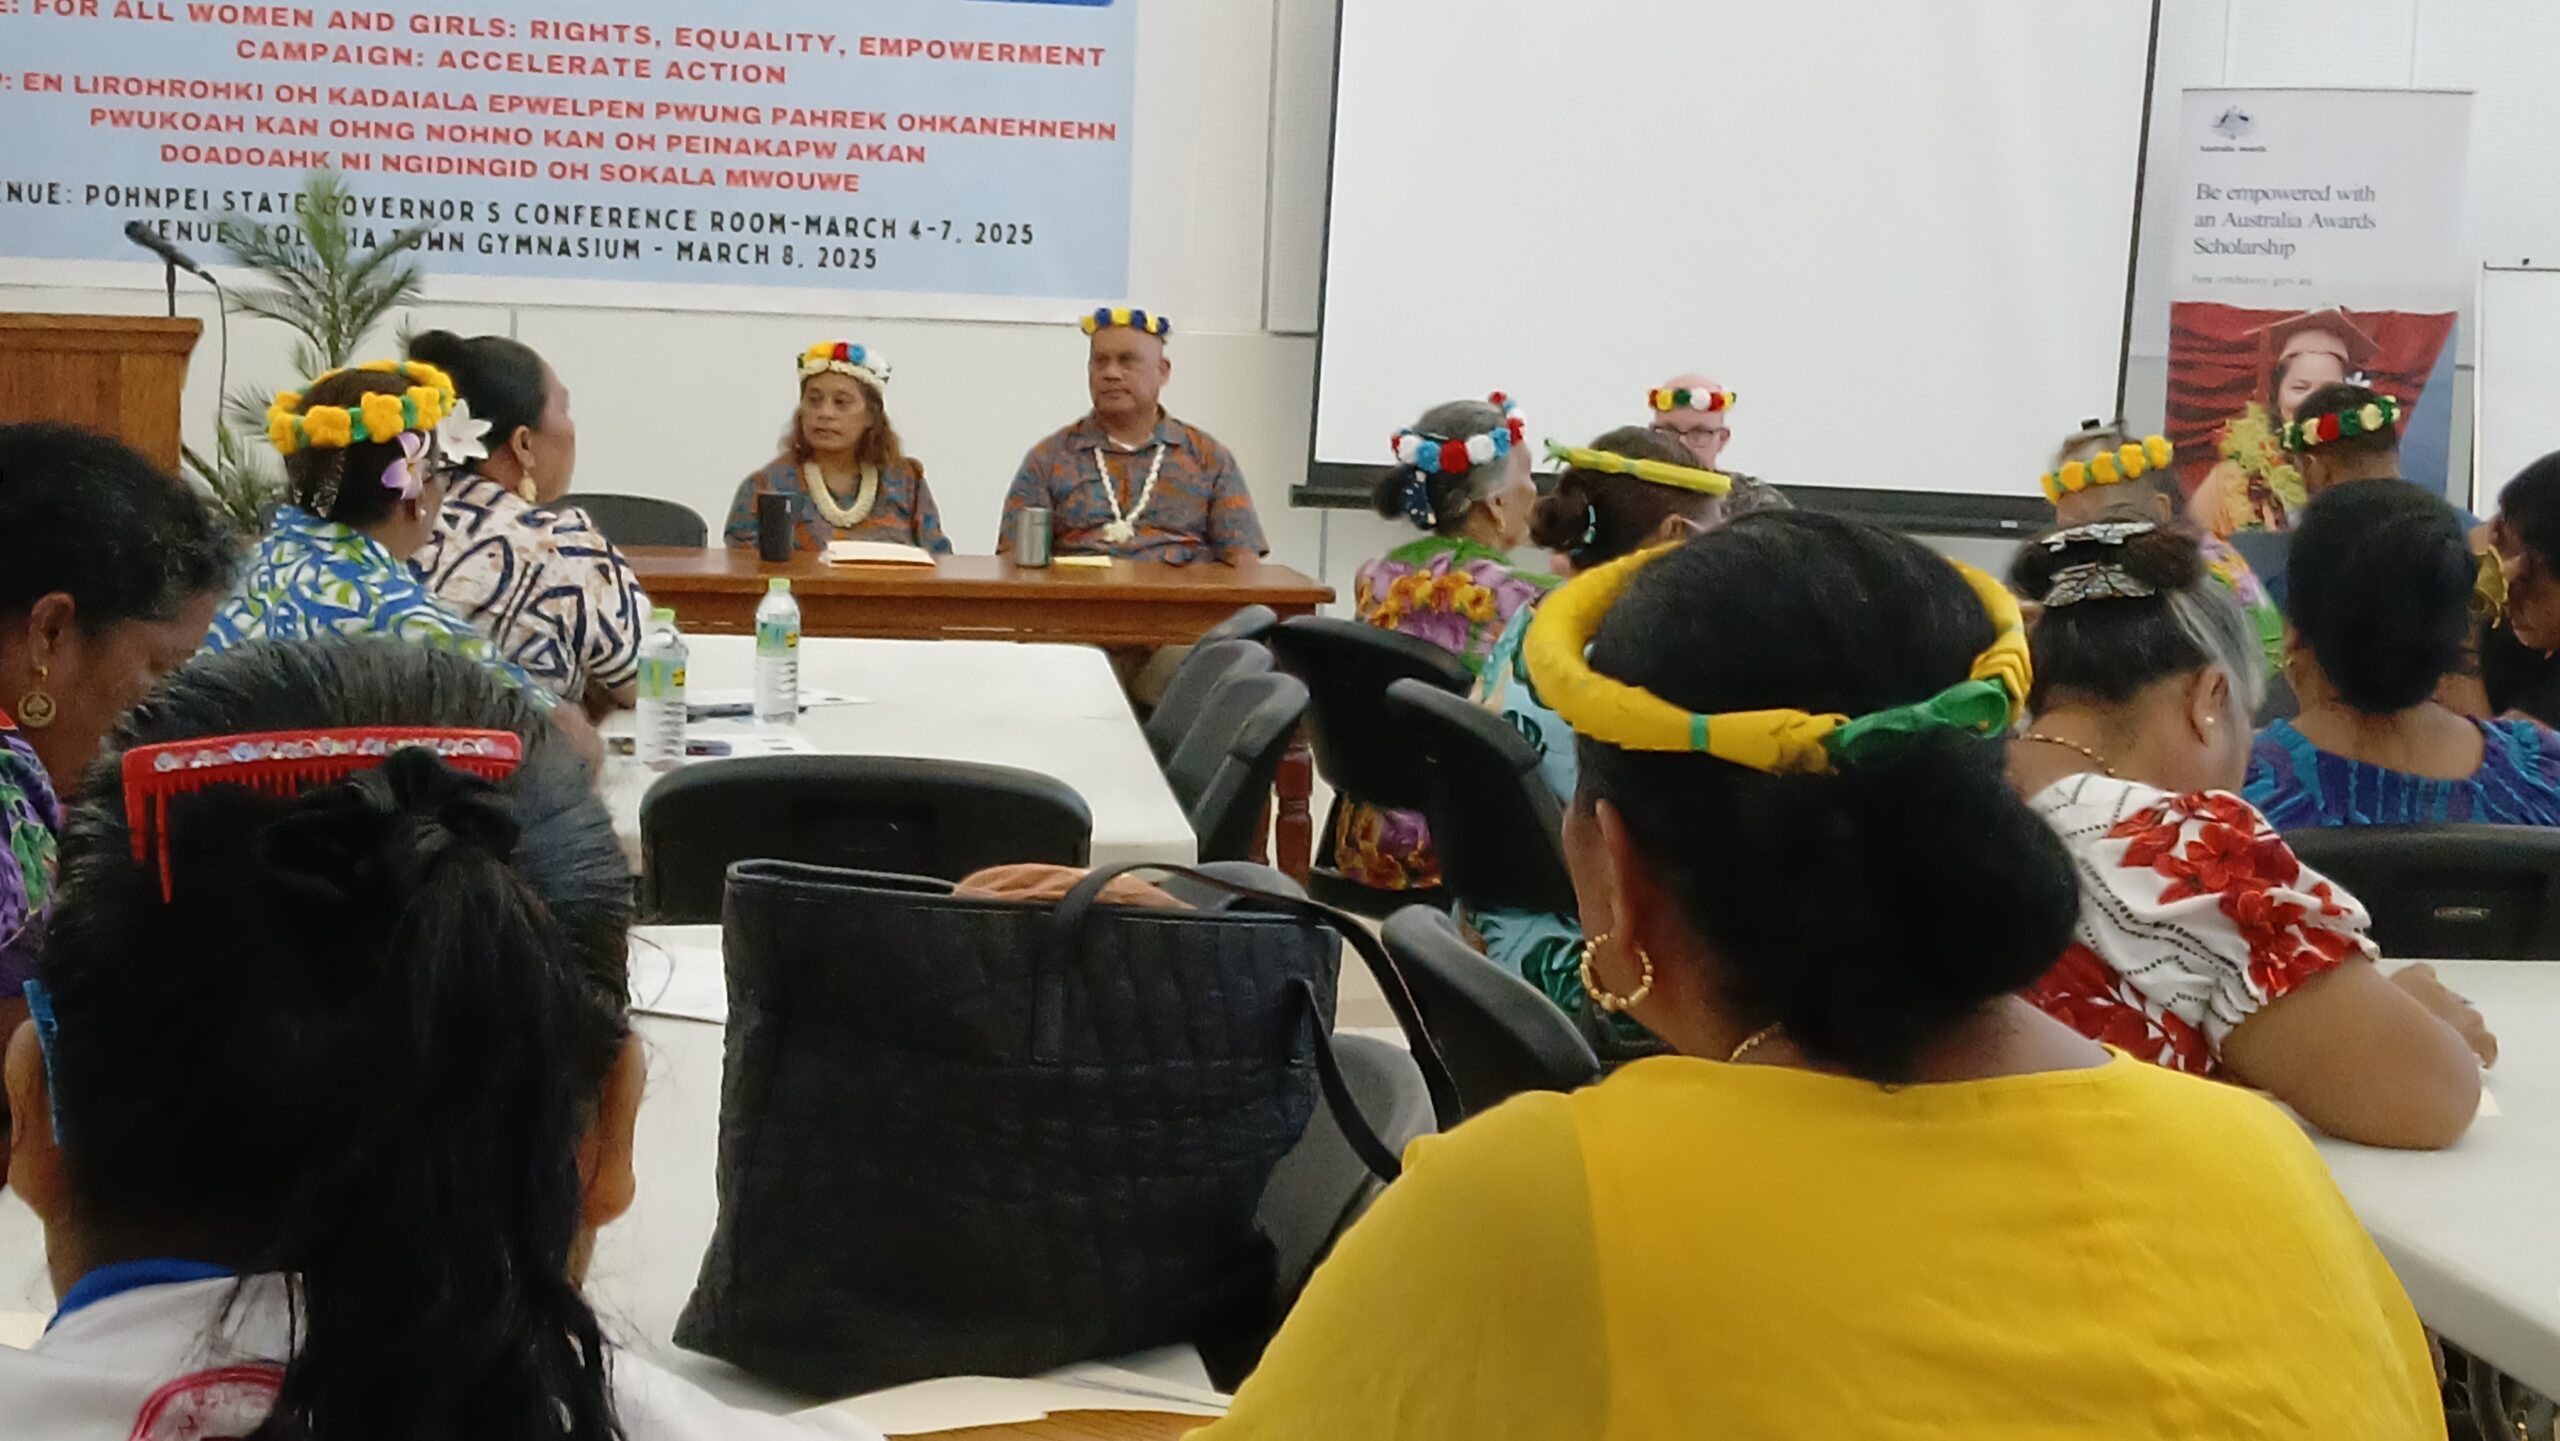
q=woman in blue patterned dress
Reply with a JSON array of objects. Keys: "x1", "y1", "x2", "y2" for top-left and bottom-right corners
[
  {"x1": 2247, "y1": 480, "x2": 2560, "y2": 828},
  {"x1": 724, "y1": 341, "x2": 950, "y2": 556}
]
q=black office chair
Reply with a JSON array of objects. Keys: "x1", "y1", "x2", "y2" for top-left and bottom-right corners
[
  {"x1": 638, "y1": 755, "x2": 1092, "y2": 923},
  {"x1": 1268, "y1": 617, "x2": 1473, "y2": 916},
  {"x1": 1195, "y1": 604, "x2": 1280, "y2": 652},
  {"x1": 1249, "y1": 1033, "x2": 1433, "y2": 1340},
  {"x1": 571, "y1": 493, "x2": 710, "y2": 549},
  {"x1": 2284, "y1": 823, "x2": 2560, "y2": 959},
  {"x1": 1378, "y1": 907, "x2": 1600, "y2": 1129},
  {"x1": 1145, "y1": 639, "x2": 1274, "y2": 762},
  {"x1": 1166, "y1": 672, "x2": 1312, "y2": 863},
  {"x1": 1382, "y1": 679, "x2": 1578, "y2": 918}
]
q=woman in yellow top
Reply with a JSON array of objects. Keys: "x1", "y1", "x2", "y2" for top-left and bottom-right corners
[{"x1": 1207, "y1": 513, "x2": 2439, "y2": 1439}]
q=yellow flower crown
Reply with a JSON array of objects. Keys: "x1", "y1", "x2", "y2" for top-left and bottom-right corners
[
  {"x1": 1080, "y1": 306, "x2": 1170, "y2": 338},
  {"x1": 2040, "y1": 434, "x2": 2174, "y2": 505},
  {"x1": 1524, "y1": 544, "x2": 2029, "y2": 775},
  {"x1": 267, "y1": 359, "x2": 456, "y2": 457},
  {"x1": 1544, "y1": 441, "x2": 1732, "y2": 496}
]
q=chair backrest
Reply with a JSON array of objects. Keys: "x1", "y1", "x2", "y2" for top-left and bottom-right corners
[
  {"x1": 571, "y1": 493, "x2": 710, "y2": 549},
  {"x1": 1378, "y1": 906, "x2": 1600, "y2": 1128},
  {"x1": 1382, "y1": 679, "x2": 1578, "y2": 916},
  {"x1": 1252, "y1": 1033, "x2": 1434, "y2": 1319},
  {"x1": 2283, "y1": 823, "x2": 2560, "y2": 960},
  {"x1": 1146, "y1": 639, "x2": 1273, "y2": 762},
  {"x1": 1267, "y1": 617, "x2": 1472, "y2": 811},
  {"x1": 1174, "y1": 673, "x2": 1313, "y2": 863},
  {"x1": 638, "y1": 755, "x2": 1092, "y2": 923},
  {"x1": 1195, "y1": 604, "x2": 1280, "y2": 652}
]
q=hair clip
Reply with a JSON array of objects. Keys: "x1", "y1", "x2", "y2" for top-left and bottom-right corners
[
  {"x1": 122, "y1": 728, "x2": 524, "y2": 902},
  {"x1": 2042, "y1": 562, "x2": 2157, "y2": 608},
  {"x1": 2040, "y1": 520, "x2": 2158, "y2": 551}
]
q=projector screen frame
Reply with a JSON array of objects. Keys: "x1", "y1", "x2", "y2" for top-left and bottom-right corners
[{"x1": 1289, "y1": 0, "x2": 2167, "y2": 541}]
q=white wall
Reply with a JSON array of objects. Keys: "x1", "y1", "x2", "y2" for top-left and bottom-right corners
[{"x1": 0, "y1": 0, "x2": 1411, "y2": 597}]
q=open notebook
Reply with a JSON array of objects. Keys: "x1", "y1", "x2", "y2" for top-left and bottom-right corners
[{"x1": 826, "y1": 540, "x2": 940, "y2": 567}]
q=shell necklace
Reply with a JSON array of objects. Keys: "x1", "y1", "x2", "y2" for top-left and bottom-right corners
[
  {"x1": 802, "y1": 461, "x2": 880, "y2": 530},
  {"x1": 1094, "y1": 441, "x2": 1166, "y2": 546}
]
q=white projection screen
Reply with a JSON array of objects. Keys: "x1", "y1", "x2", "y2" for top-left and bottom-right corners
[{"x1": 1312, "y1": 0, "x2": 2158, "y2": 530}]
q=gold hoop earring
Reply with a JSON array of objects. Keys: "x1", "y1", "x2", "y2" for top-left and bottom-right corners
[
  {"x1": 16, "y1": 663, "x2": 56, "y2": 730},
  {"x1": 1578, "y1": 931, "x2": 1654, "y2": 1014}
]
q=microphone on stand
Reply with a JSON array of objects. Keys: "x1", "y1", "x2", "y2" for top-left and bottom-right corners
[
  {"x1": 122, "y1": 220, "x2": 209, "y2": 278},
  {"x1": 117, "y1": 219, "x2": 230, "y2": 476}
]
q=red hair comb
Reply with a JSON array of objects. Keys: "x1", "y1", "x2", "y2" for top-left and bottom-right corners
[{"x1": 121, "y1": 728, "x2": 525, "y2": 902}]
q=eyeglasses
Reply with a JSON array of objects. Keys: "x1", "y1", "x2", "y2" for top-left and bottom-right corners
[{"x1": 1651, "y1": 421, "x2": 1730, "y2": 442}]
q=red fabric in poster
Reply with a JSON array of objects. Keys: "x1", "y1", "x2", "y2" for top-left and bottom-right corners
[{"x1": 2165, "y1": 302, "x2": 2456, "y2": 496}]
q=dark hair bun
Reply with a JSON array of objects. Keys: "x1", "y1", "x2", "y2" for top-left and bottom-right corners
[
  {"x1": 2009, "y1": 516, "x2": 2205, "y2": 606},
  {"x1": 406, "y1": 328, "x2": 468, "y2": 370},
  {"x1": 1721, "y1": 734, "x2": 2078, "y2": 1076},
  {"x1": 1529, "y1": 476, "x2": 1593, "y2": 553},
  {"x1": 1372, "y1": 464, "x2": 1465, "y2": 534},
  {"x1": 2287, "y1": 480, "x2": 2471, "y2": 714}
]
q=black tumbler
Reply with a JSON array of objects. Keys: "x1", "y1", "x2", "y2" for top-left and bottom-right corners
[{"x1": 756, "y1": 491, "x2": 794, "y2": 563}]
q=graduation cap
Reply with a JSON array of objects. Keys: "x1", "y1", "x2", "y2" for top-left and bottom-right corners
[{"x1": 2253, "y1": 306, "x2": 2380, "y2": 379}]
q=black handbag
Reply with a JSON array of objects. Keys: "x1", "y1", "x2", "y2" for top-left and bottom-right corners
[{"x1": 672, "y1": 860, "x2": 1444, "y2": 1397}]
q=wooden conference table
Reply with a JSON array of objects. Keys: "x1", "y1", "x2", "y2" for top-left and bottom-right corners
[{"x1": 625, "y1": 548, "x2": 1333, "y2": 878}]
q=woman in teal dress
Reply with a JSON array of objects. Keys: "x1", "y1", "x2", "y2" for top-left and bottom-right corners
[
  {"x1": 1338, "y1": 395, "x2": 1554, "y2": 891},
  {"x1": 1475, "y1": 427, "x2": 1737, "y2": 1050}
]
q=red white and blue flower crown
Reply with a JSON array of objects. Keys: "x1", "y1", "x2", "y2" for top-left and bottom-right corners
[
  {"x1": 1391, "y1": 393, "x2": 1527, "y2": 477},
  {"x1": 798, "y1": 341, "x2": 891, "y2": 391}
]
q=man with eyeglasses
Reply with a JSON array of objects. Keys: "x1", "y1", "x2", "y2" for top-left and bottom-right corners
[{"x1": 1646, "y1": 373, "x2": 1735, "y2": 470}]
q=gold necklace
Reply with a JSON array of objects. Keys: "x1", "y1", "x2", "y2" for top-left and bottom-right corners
[
  {"x1": 1727, "y1": 1022, "x2": 1784, "y2": 1064},
  {"x1": 2019, "y1": 731, "x2": 2119, "y2": 778}
]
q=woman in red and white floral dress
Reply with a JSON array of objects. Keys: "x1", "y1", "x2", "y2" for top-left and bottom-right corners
[{"x1": 2005, "y1": 512, "x2": 2497, "y2": 1149}]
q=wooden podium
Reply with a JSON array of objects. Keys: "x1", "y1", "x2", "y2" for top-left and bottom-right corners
[{"x1": 0, "y1": 313, "x2": 202, "y2": 472}]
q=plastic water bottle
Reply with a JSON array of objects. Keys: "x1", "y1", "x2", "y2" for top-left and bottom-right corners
[
  {"x1": 636, "y1": 606, "x2": 688, "y2": 771},
  {"x1": 754, "y1": 577, "x2": 801, "y2": 725}
]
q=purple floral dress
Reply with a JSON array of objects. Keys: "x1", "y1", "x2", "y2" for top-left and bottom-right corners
[
  {"x1": 0, "y1": 711, "x2": 62, "y2": 1000},
  {"x1": 1337, "y1": 536, "x2": 1556, "y2": 891}
]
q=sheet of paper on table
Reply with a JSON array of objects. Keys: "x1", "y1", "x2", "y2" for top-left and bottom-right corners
[
  {"x1": 828, "y1": 541, "x2": 940, "y2": 567},
  {"x1": 629, "y1": 930, "x2": 728, "y2": 1025},
  {"x1": 1051, "y1": 555, "x2": 1114, "y2": 570},
  {"x1": 809, "y1": 1373, "x2": 1226, "y2": 1437}
]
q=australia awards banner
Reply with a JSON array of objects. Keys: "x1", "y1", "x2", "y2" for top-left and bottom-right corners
[
  {"x1": 0, "y1": 0, "x2": 1135, "y2": 317},
  {"x1": 2165, "y1": 88, "x2": 2473, "y2": 533}
]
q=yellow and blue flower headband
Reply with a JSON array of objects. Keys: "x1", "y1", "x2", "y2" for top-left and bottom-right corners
[
  {"x1": 2041, "y1": 434, "x2": 2175, "y2": 506},
  {"x1": 1081, "y1": 306, "x2": 1171, "y2": 338},
  {"x1": 1525, "y1": 544, "x2": 2030, "y2": 775}
]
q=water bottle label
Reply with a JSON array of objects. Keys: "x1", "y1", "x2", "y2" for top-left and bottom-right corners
[
  {"x1": 756, "y1": 621, "x2": 801, "y2": 653},
  {"x1": 639, "y1": 658, "x2": 686, "y2": 700}
]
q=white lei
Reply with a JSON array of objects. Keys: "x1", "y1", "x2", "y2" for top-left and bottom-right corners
[
  {"x1": 802, "y1": 461, "x2": 880, "y2": 530},
  {"x1": 1094, "y1": 441, "x2": 1166, "y2": 546}
]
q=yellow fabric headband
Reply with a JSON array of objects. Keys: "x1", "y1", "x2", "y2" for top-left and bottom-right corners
[
  {"x1": 1524, "y1": 544, "x2": 2030, "y2": 775},
  {"x1": 1544, "y1": 441, "x2": 1732, "y2": 496}
]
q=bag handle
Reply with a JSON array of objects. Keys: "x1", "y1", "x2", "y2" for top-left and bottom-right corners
[{"x1": 1040, "y1": 862, "x2": 1451, "y2": 1182}]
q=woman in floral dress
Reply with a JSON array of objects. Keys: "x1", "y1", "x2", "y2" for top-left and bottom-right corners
[
  {"x1": 2007, "y1": 516, "x2": 2495, "y2": 1149},
  {"x1": 1339, "y1": 394, "x2": 1553, "y2": 891}
]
